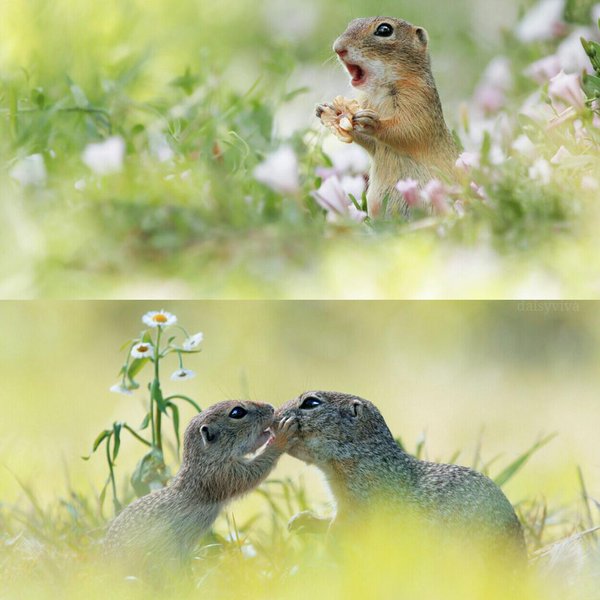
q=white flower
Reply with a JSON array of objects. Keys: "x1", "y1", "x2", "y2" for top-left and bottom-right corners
[
  {"x1": 550, "y1": 145, "x2": 572, "y2": 165},
  {"x1": 515, "y1": 0, "x2": 565, "y2": 43},
  {"x1": 131, "y1": 342, "x2": 154, "y2": 359},
  {"x1": 455, "y1": 152, "x2": 480, "y2": 173},
  {"x1": 512, "y1": 135, "x2": 537, "y2": 158},
  {"x1": 395, "y1": 178, "x2": 421, "y2": 207},
  {"x1": 142, "y1": 310, "x2": 177, "y2": 328},
  {"x1": 557, "y1": 28, "x2": 597, "y2": 74},
  {"x1": 321, "y1": 136, "x2": 370, "y2": 175},
  {"x1": 10, "y1": 154, "x2": 47, "y2": 187},
  {"x1": 481, "y1": 57, "x2": 513, "y2": 92},
  {"x1": 148, "y1": 132, "x2": 174, "y2": 163},
  {"x1": 548, "y1": 71, "x2": 586, "y2": 111},
  {"x1": 171, "y1": 368, "x2": 196, "y2": 381},
  {"x1": 183, "y1": 332, "x2": 204, "y2": 351},
  {"x1": 340, "y1": 175, "x2": 366, "y2": 202},
  {"x1": 82, "y1": 136, "x2": 125, "y2": 175},
  {"x1": 311, "y1": 176, "x2": 367, "y2": 223},
  {"x1": 529, "y1": 159, "x2": 553, "y2": 185},
  {"x1": 110, "y1": 383, "x2": 133, "y2": 396},
  {"x1": 253, "y1": 146, "x2": 300, "y2": 195},
  {"x1": 582, "y1": 176, "x2": 599, "y2": 191}
]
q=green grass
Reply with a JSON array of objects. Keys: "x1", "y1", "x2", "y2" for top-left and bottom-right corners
[
  {"x1": 1, "y1": 0, "x2": 599, "y2": 298},
  {"x1": 2, "y1": 435, "x2": 599, "y2": 599}
]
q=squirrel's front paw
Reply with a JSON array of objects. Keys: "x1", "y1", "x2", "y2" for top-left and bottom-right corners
[
  {"x1": 271, "y1": 416, "x2": 299, "y2": 451},
  {"x1": 353, "y1": 109, "x2": 380, "y2": 133},
  {"x1": 315, "y1": 103, "x2": 334, "y2": 119}
]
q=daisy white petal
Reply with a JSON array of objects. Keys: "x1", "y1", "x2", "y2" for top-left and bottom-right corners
[
  {"x1": 131, "y1": 342, "x2": 154, "y2": 359},
  {"x1": 142, "y1": 310, "x2": 177, "y2": 328},
  {"x1": 171, "y1": 368, "x2": 196, "y2": 381},
  {"x1": 183, "y1": 332, "x2": 204, "y2": 351},
  {"x1": 110, "y1": 383, "x2": 134, "y2": 396}
]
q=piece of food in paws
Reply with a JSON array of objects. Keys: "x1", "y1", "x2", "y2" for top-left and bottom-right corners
[{"x1": 320, "y1": 96, "x2": 360, "y2": 143}]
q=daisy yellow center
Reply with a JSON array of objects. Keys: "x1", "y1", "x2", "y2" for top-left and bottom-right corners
[
  {"x1": 137, "y1": 345, "x2": 149, "y2": 352},
  {"x1": 177, "y1": 372, "x2": 186, "y2": 377},
  {"x1": 153, "y1": 314, "x2": 168, "y2": 323}
]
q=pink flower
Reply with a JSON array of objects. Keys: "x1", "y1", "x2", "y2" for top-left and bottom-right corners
[
  {"x1": 422, "y1": 180, "x2": 451, "y2": 214},
  {"x1": 474, "y1": 85, "x2": 506, "y2": 114},
  {"x1": 525, "y1": 55, "x2": 562, "y2": 84},
  {"x1": 253, "y1": 146, "x2": 300, "y2": 195},
  {"x1": 548, "y1": 71, "x2": 586, "y2": 111},
  {"x1": 470, "y1": 181, "x2": 488, "y2": 200},
  {"x1": 455, "y1": 152, "x2": 480, "y2": 173},
  {"x1": 311, "y1": 177, "x2": 367, "y2": 223},
  {"x1": 395, "y1": 178, "x2": 421, "y2": 207}
]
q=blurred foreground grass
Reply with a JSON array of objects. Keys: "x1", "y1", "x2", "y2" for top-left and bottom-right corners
[
  {"x1": 1, "y1": 0, "x2": 599, "y2": 298},
  {"x1": 1, "y1": 301, "x2": 600, "y2": 597}
]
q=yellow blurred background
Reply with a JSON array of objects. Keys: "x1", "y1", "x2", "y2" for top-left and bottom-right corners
[{"x1": 1, "y1": 301, "x2": 598, "y2": 520}]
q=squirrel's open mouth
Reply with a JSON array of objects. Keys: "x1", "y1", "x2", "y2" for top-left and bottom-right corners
[
  {"x1": 246, "y1": 428, "x2": 273, "y2": 456},
  {"x1": 343, "y1": 62, "x2": 367, "y2": 87}
]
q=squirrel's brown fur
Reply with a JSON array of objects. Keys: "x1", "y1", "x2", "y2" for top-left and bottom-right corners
[
  {"x1": 318, "y1": 17, "x2": 458, "y2": 216},
  {"x1": 277, "y1": 391, "x2": 526, "y2": 559},
  {"x1": 103, "y1": 400, "x2": 297, "y2": 571}
]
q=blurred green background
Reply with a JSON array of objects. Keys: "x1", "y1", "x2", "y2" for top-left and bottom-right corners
[{"x1": 1, "y1": 300, "x2": 598, "y2": 519}]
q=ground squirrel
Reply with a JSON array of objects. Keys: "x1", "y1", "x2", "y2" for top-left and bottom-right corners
[
  {"x1": 103, "y1": 400, "x2": 297, "y2": 570},
  {"x1": 317, "y1": 17, "x2": 459, "y2": 216},
  {"x1": 277, "y1": 391, "x2": 526, "y2": 558}
]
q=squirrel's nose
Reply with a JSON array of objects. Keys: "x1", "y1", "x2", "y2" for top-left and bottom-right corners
[{"x1": 335, "y1": 48, "x2": 348, "y2": 58}]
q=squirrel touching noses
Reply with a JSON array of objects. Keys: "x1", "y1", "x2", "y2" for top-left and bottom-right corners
[{"x1": 317, "y1": 17, "x2": 458, "y2": 217}]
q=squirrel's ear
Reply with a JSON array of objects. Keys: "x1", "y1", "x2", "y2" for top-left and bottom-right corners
[
  {"x1": 201, "y1": 425, "x2": 216, "y2": 446},
  {"x1": 415, "y1": 27, "x2": 428, "y2": 47}
]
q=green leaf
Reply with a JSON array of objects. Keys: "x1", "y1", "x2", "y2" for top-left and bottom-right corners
[
  {"x1": 130, "y1": 449, "x2": 170, "y2": 497},
  {"x1": 164, "y1": 394, "x2": 202, "y2": 413},
  {"x1": 31, "y1": 87, "x2": 45, "y2": 110},
  {"x1": 92, "y1": 429, "x2": 111, "y2": 453},
  {"x1": 151, "y1": 379, "x2": 168, "y2": 413},
  {"x1": 112, "y1": 422, "x2": 122, "y2": 461},
  {"x1": 139, "y1": 412, "x2": 151, "y2": 430},
  {"x1": 494, "y1": 433, "x2": 557, "y2": 488},
  {"x1": 167, "y1": 402, "x2": 181, "y2": 457}
]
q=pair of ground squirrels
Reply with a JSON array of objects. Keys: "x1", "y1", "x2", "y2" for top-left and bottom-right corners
[
  {"x1": 104, "y1": 392, "x2": 525, "y2": 572},
  {"x1": 277, "y1": 391, "x2": 526, "y2": 560},
  {"x1": 317, "y1": 17, "x2": 459, "y2": 217},
  {"x1": 103, "y1": 400, "x2": 297, "y2": 570}
]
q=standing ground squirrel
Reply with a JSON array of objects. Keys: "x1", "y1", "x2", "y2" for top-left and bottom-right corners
[
  {"x1": 277, "y1": 391, "x2": 526, "y2": 559},
  {"x1": 103, "y1": 400, "x2": 297, "y2": 570},
  {"x1": 317, "y1": 17, "x2": 458, "y2": 216}
]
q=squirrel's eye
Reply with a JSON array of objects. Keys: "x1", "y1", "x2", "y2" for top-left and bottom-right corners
[
  {"x1": 229, "y1": 407, "x2": 247, "y2": 419},
  {"x1": 374, "y1": 23, "x2": 394, "y2": 37},
  {"x1": 299, "y1": 396, "x2": 322, "y2": 410}
]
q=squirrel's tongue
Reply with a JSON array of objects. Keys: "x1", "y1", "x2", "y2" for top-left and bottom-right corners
[{"x1": 346, "y1": 63, "x2": 365, "y2": 86}]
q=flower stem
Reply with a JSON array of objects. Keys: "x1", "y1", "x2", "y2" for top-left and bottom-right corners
[{"x1": 154, "y1": 327, "x2": 163, "y2": 454}]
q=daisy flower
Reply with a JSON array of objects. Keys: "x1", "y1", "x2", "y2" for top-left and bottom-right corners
[
  {"x1": 183, "y1": 332, "x2": 204, "y2": 351},
  {"x1": 171, "y1": 368, "x2": 196, "y2": 381},
  {"x1": 131, "y1": 342, "x2": 154, "y2": 359},
  {"x1": 110, "y1": 383, "x2": 134, "y2": 396},
  {"x1": 142, "y1": 310, "x2": 177, "y2": 328}
]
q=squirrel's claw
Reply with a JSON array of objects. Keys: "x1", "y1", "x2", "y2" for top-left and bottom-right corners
[
  {"x1": 353, "y1": 109, "x2": 380, "y2": 132},
  {"x1": 315, "y1": 103, "x2": 335, "y2": 119}
]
